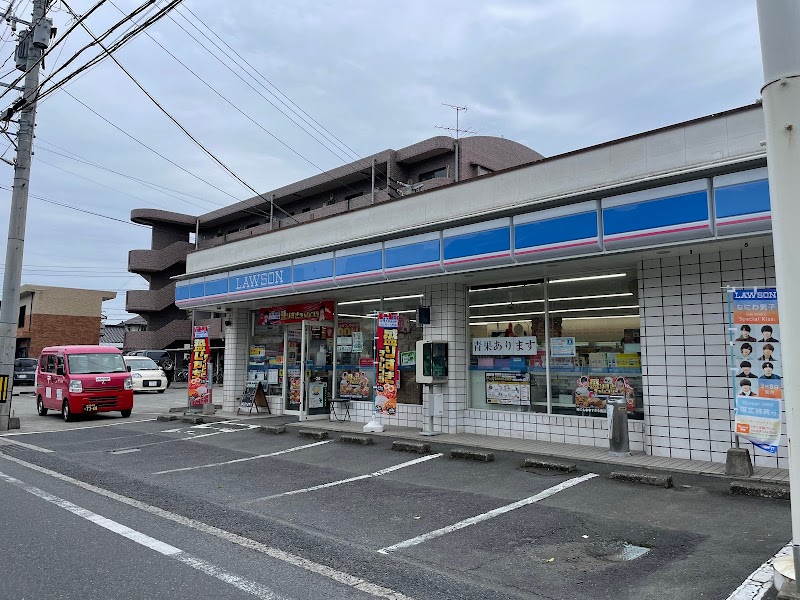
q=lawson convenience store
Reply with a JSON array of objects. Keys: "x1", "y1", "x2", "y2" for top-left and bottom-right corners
[{"x1": 175, "y1": 104, "x2": 787, "y2": 469}]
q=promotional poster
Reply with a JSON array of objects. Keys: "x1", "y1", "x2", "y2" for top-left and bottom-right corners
[
  {"x1": 376, "y1": 313, "x2": 399, "y2": 415},
  {"x1": 258, "y1": 301, "x2": 334, "y2": 325},
  {"x1": 574, "y1": 375, "x2": 635, "y2": 416},
  {"x1": 188, "y1": 325, "x2": 211, "y2": 408},
  {"x1": 729, "y1": 287, "x2": 782, "y2": 454}
]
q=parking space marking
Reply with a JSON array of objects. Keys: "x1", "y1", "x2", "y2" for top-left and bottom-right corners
[
  {"x1": 0, "y1": 470, "x2": 289, "y2": 600},
  {"x1": 247, "y1": 453, "x2": 445, "y2": 503},
  {"x1": 0, "y1": 418, "x2": 156, "y2": 436},
  {"x1": 0, "y1": 453, "x2": 417, "y2": 600},
  {"x1": 0, "y1": 438, "x2": 54, "y2": 453},
  {"x1": 725, "y1": 541, "x2": 791, "y2": 600},
  {"x1": 377, "y1": 472, "x2": 599, "y2": 554},
  {"x1": 152, "y1": 441, "x2": 332, "y2": 475}
]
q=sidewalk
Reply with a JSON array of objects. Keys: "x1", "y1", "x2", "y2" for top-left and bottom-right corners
[{"x1": 198, "y1": 410, "x2": 789, "y2": 484}]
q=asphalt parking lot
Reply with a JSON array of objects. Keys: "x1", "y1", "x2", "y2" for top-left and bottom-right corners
[{"x1": 0, "y1": 387, "x2": 791, "y2": 600}]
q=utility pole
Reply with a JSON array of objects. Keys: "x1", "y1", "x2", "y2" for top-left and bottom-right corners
[{"x1": 0, "y1": 0, "x2": 50, "y2": 431}]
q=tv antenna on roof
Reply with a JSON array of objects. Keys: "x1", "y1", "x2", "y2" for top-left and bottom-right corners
[{"x1": 435, "y1": 103, "x2": 477, "y2": 139}]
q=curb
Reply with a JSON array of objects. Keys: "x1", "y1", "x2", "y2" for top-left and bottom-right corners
[
  {"x1": 392, "y1": 440, "x2": 430, "y2": 454},
  {"x1": 260, "y1": 425, "x2": 286, "y2": 435},
  {"x1": 180, "y1": 416, "x2": 204, "y2": 424},
  {"x1": 157, "y1": 415, "x2": 178, "y2": 422},
  {"x1": 298, "y1": 429, "x2": 328, "y2": 441},
  {"x1": 451, "y1": 448, "x2": 495, "y2": 462},
  {"x1": 339, "y1": 434, "x2": 374, "y2": 445},
  {"x1": 522, "y1": 458, "x2": 576, "y2": 473},
  {"x1": 730, "y1": 481, "x2": 790, "y2": 500},
  {"x1": 610, "y1": 471, "x2": 673, "y2": 488}
]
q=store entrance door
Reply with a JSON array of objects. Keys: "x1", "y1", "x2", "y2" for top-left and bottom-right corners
[
  {"x1": 299, "y1": 319, "x2": 333, "y2": 421},
  {"x1": 283, "y1": 320, "x2": 333, "y2": 420}
]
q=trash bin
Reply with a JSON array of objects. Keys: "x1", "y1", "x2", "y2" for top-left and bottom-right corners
[{"x1": 607, "y1": 395, "x2": 631, "y2": 457}]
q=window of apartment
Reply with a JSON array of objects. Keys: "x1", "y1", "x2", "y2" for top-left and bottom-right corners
[
  {"x1": 468, "y1": 271, "x2": 643, "y2": 419},
  {"x1": 418, "y1": 167, "x2": 448, "y2": 182},
  {"x1": 18, "y1": 305, "x2": 25, "y2": 328}
]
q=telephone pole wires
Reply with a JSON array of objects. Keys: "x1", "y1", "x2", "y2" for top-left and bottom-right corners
[{"x1": 0, "y1": 0, "x2": 50, "y2": 431}]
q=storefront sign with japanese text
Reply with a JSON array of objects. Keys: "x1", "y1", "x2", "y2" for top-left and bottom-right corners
[
  {"x1": 472, "y1": 336, "x2": 537, "y2": 356},
  {"x1": 258, "y1": 301, "x2": 334, "y2": 325},
  {"x1": 729, "y1": 287, "x2": 782, "y2": 453},
  {"x1": 375, "y1": 313, "x2": 399, "y2": 415},
  {"x1": 188, "y1": 325, "x2": 211, "y2": 408},
  {"x1": 549, "y1": 337, "x2": 576, "y2": 358}
]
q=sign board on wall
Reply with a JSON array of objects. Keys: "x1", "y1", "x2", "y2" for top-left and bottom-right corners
[
  {"x1": 485, "y1": 372, "x2": 530, "y2": 405},
  {"x1": 258, "y1": 301, "x2": 334, "y2": 325},
  {"x1": 550, "y1": 337, "x2": 576, "y2": 358},
  {"x1": 728, "y1": 287, "x2": 782, "y2": 454},
  {"x1": 472, "y1": 336, "x2": 537, "y2": 356}
]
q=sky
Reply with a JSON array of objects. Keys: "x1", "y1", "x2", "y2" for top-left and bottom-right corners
[{"x1": 0, "y1": 0, "x2": 765, "y2": 324}]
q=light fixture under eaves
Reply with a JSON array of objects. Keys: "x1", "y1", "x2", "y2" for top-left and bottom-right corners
[{"x1": 549, "y1": 273, "x2": 627, "y2": 284}]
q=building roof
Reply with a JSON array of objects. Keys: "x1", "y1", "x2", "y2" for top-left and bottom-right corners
[
  {"x1": 124, "y1": 315, "x2": 147, "y2": 326},
  {"x1": 20, "y1": 284, "x2": 116, "y2": 302},
  {"x1": 100, "y1": 324, "x2": 125, "y2": 346}
]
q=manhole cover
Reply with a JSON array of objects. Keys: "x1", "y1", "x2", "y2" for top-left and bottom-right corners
[{"x1": 605, "y1": 543, "x2": 650, "y2": 562}]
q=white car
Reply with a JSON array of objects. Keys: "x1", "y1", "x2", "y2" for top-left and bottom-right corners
[{"x1": 124, "y1": 356, "x2": 168, "y2": 393}]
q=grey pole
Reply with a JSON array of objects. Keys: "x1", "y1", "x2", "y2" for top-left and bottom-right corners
[
  {"x1": 371, "y1": 158, "x2": 376, "y2": 204},
  {"x1": 756, "y1": 0, "x2": 800, "y2": 587},
  {"x1": 194, "y1": 218, "x2": 199, "y2": 249},
  {"x1": 269, "y1": 193, "x2": 275, "y2": 230},
  {"x1": 0, "y1": 0, "x2": 47, "y2": 431}
]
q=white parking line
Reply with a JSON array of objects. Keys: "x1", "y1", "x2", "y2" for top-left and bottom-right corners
[
  {"x1": 725, "y1": 542, "x2": 791, "y2": 600},
  {"x1": 0, "y1": 418, "x2": 157, "y2": 436},
  {"x1": 0, "y1": 438, "x2": 54, "y2": 453},
  {"x1": 0, "y1": 470, "x2": 288, "y2": 600},
  {"x1": 152, "y1": 441, "x2": 332, "y2": 475},
  {"x1": 0, "y1": 453, "x2": 416, "y2": 600},
  {"x1": 378, "y1": 473, "x2": 599, "y2": 554},
  {"x1": 247, "y1": 453, "x2": 444, "y2": 503}
]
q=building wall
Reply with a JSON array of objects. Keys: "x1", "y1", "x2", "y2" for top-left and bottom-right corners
[
  {"x1": 638, "y1": 245, "x2": 784, "y2": 468},
  {"x1": 24, "y1": 287, "x2": 111, "y2": 317},
  {"x1": 23, "y1": 314, "x2": 102, "y2": 357},
  {"x1": 222, "y1": 308, "x2": 248, "y2": 412}
]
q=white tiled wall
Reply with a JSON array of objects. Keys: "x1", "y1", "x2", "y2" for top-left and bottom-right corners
[
  {"x1": 222, "y1": 308, "x2": 248, "y2": 413},
  {"x1": 639, "y1": 245, "x2": 787, "y2": 468},
  {"x1": 337, "y1": 400, "x2": 424, "y2": 429}
]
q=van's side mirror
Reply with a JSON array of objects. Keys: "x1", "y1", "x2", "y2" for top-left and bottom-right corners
[
  {"x1": 56, "y1": 366, "x2": 64, "y2": 376},
  {"x1": 127, "y1": 365, "x2": 132, "y2": 372}
]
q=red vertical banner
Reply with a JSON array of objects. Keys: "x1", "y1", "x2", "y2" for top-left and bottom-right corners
[
  {"x1": 375, "y1": 313, "x2": 399, "y2": 415},
  {"x1": 188, "y1": 325, "x2": 211, "y2": 408}
]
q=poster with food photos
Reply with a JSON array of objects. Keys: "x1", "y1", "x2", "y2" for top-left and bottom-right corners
[{"x1": 729, "y1": 287, "x2": 782, "y2": 454}]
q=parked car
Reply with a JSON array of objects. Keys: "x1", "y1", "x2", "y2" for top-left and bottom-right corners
[
  {"x1": 126, "y1": 350, "x2": 174, "y2": 385},
  {"x1": 36, "y1": 345, "x2": 134, "y2": 422},
  {"x1": 123, "y1": 356, "x2": 168, "y2": 393},
  {"x1": 13, "y1": 357, "x2": 37, "y2": 387}
]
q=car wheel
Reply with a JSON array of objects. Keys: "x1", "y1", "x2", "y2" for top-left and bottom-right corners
[
  {"x1": 160, "y1": 358, "x2": 174, "y2": 371},
  {"x1": 157, "y1": 390, "x2": 165, "y2": 394},
  {"x1": 62, "y1": 400, "x2": 73, "y2": 422},
  {"x1": 121, "y1": 409, "x2": 132, "y2": 418},
  {"x1": 37, "y1": 396, "x2": 47, "y2": 416}
]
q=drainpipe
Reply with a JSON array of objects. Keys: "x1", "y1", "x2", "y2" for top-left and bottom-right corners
[
  {"x1": 454, "y1": 140, "x2": 460, "y2": 182},
  {"x1": 756, "y1": 0, "x2": 800, "y2": 586},
  {"x1": 194, "y1": 219, "x2": 199, "y2": 249}
]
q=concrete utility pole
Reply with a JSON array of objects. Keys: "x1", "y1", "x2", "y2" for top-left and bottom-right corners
[
  {"x1": 756, "y1": 0, "x2": 800, "y2": 592},
  {"x1": 0, "y1": 0, "x2": 49, "y2": 431}
]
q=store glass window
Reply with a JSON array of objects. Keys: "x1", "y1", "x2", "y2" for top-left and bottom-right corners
[
  {"x1": 468, "y1": 271, "x2": 643, "y2": 420},
  {"x1": 469, "y1": 280, "x2": 547, "y2": 413},
  {"x1": 336, "y1": 293, "x2": 423, "y2": 412}
]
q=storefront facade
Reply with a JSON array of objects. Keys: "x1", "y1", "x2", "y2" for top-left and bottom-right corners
[{"x1": 175, "y1": 104, "x2": 786, "y2": 469}]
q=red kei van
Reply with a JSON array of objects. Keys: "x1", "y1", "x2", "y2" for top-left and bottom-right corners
[{"x1": 36, "y1": 345, "x2": 134, "y2": 422}]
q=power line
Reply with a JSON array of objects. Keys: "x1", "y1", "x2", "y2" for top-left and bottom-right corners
[
  {"x1": 58, "y1": 0, "x2": 292, "y2": 223},
  {"x1": 0, "y1": 183, "x2": 148, "y2": 226}
]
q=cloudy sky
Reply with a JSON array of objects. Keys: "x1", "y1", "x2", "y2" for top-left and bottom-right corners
[{"x1": 0, "y1": 0, "x2": 764, "y2": 324}]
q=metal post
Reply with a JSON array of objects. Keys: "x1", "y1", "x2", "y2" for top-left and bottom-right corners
[
  {"x1": 269, "y1": 193, "x2": 275, "y2": 230},
  {"x1": 756, "y1": 0, "x2": 800, "y2": 583},
  {"x1": 0, "y1": 0, "x2": 46, "y2": 431},
  {"x1": 194, "y1": 218, "x2": 199, "y2": 249},
  {"x1": 544, "y1": 279, "x2": 552, "y2": 415},
  {"x1": 454, "y1": 140, "x2": 460, "y2": 182},
  {"x1": 371, "y1": 158, "x2": 376, "y2": 204}
]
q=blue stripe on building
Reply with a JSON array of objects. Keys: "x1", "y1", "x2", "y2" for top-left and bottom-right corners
[
  {"x1": 603, "y1": 190, "x2": 709, "y2": 236},
  {"x1": 176, "y1": 286, "x2": 190, "y2": 301},
  {"x1": 385, "y1": 239, "x2": 441, "y2": 269},
  {"x1": 335, "y1": 250, "x2": 382, "y2": 276},
  {"x1": 443, "y1": 227, "x2": 510, "y2": 261},
  {"x1": 294, "y1": 259, "x2": 334, "y2": 283},
  {"x1": 715, "y1": 179, "x2": 770, "y2": 219},
  {"x1": 189, "y1": 283, "x2": 205, "y2": 299},
  {"x1": 204, "y1": 278, "x2": 228, "y2": 296},
  {"x1": 515, "y1": 211, "x2": 597, "y2": 249},
  {"x1": 228, "y1": 266, "x2": 292, "y2": 293}
]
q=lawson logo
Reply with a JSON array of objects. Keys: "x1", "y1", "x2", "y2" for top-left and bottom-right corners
[
  {"x1": 233, "y1": 269, "x2": 286, "y2": 291},
  {"x1": 733, "y1": 289, "x2": 777, "y2": 301}
]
